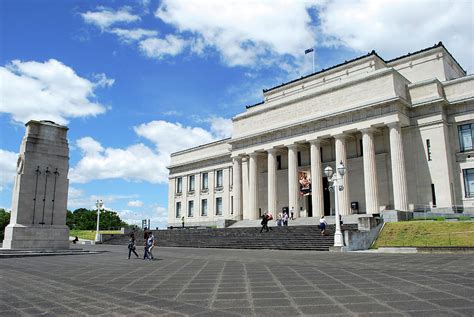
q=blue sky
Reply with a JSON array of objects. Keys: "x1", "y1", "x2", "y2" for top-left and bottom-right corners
[{"x1": 1, "y1": 0, "x2": 472, "y2": 228}]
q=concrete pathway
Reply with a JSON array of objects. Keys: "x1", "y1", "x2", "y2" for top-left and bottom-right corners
[{"x1": 0, "y1": 244, "x2": 473, "y2": 316}]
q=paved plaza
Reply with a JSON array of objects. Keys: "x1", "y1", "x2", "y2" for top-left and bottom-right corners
[{"x1": 0, "y1": 245, "x2": 473, "y2": 316}]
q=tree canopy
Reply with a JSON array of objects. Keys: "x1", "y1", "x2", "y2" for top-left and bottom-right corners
[
  {"x1": 67, "y1": 208, "x2": 128, "y2": 230},
  {"x1": 0, "y1": 209, "x2": 10, "y2": 240}
]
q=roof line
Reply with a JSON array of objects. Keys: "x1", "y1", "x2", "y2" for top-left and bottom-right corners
[
  {"x1": 245, "y1": 101, "x2": 264, "y2": 109},
  {"x1": 262, "y1": 41, "x2": 465, "y2": 96},
  {"x1": 170, "y1": 137, "x2": 231, "y2": 156},
  {"x1": 262, "y1": 50, "x2": 381, "y2": 93}
]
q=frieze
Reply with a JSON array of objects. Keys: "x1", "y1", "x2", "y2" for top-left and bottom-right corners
[
  {"x1": 231, "y1": 102, "x2": 407, "y2": 151},
  {"x1": 169, "y1": 155, "x2": 231, "y2": 174}
]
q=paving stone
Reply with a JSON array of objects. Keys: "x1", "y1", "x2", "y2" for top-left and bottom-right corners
[
  {"x1": 212, "y1": 299, "x2": 251, "y2": 309},
  {"x1": 344, "y1": 303, "x2": 393, "y2": 313},
  {"x1": 428, "y1": 298, "x2": 474, "y2": 308},
  {"x1": 298, "y1": 304, "x2": 347, "y2": 314}
]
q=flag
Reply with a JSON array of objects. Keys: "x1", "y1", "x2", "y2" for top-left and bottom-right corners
[{"x1": 305, "y1": 48, "x2": 314, "y2": 54}]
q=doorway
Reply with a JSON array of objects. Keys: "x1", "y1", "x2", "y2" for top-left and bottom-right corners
[
  {"x1": 306, "y1": 195, "x2": 313, "y2": 217},
  {"x1": 323, "y1": 177, "x2": 331, "y2": 216}
]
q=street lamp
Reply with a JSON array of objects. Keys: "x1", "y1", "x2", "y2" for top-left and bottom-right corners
[
  {"x1": 324, "y1": 161, "x2": 346, "y2": 247},
  {"x1": 95, "y1": 199, "x2": 103, "y2": 242}
]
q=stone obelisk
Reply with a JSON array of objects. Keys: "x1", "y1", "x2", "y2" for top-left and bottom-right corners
[{"x1": 3, "y1": 120, "x2": 70, "y2": 249}]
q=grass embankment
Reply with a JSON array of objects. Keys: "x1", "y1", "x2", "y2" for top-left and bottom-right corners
[
  {"x1": 373, "y1": 221, "x2": 474, "y2": 248},
  {"x1": 69, "y1": 230, "x2": 122, "y2": 240}
]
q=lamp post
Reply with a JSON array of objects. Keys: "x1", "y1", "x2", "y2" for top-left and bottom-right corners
[
  {"x1": 95, "y1": 199, "x2": 103, "y2": 242},
  {"x1": 324, "y1": 161, "x2": 346, "y2": 247}
]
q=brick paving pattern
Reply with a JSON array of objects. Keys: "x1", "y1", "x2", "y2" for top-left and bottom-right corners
[{"x1": 0, "y1": 245, "x2": 473, "y2": 316}]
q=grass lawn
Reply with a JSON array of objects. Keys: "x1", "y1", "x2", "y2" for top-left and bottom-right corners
[
  {"x1": 373, "y1": 221, "x2": 474, "y2": 248},
  {"x1": 69, "y1": 230, "x2": 122, "y2": 240}
]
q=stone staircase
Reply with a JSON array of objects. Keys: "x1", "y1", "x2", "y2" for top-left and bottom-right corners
[{"x1": 105, "y1": 225, "x2": 358, "y2": 251}]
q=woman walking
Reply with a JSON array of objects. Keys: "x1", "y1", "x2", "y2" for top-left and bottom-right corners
[{"x1": 127, "y1": 233, "x2": 139, "y2": 259}]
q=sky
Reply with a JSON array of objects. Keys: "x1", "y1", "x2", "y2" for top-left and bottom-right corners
[{"x1": 1, "y1": 0, "x2": 473, "y2": 229}]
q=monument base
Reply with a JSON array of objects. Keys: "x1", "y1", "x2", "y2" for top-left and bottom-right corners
[{"x1": 2, "y1": 224, "x2": 69, "y2": 249}]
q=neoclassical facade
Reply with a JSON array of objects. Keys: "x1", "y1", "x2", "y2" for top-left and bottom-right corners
[{"x1": 168, "y1": 42, "x2": 474, "y2": 227}]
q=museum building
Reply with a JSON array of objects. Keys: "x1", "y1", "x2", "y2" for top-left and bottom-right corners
[{"x1": 167, "y1": 42, "x2": 474, "y2": 227}]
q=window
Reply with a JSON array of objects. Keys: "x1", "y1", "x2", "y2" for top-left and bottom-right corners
[
  {"x1": 175, "y1": 202, "x2": 181, "y2": 218},
  {"x1": 463, "y1": 169, "x2": 474, "y2": 198},
  {"x1": 215, "y1": 197, "x2": 223, "y2": 215},
  {"x1": 431, "y1": 184, "x2": 437, "y2": 207},
  {"x1": 176, "y1": 177, "x2": 182, "y2": 193},
  {"x1": 426, "y1": 139, "x2": 432, "y2": 161},
  {"x1": 359, "y1": 139, "x2": 364, "y2": 157},
  {"x1": 277, "y1": 155, "x2": 282, "y2": 170},
  {"x1": 231, "y1": 196, "x2": 234, "y2": 215},
  {"x1": 201, "y1": 172, "x2": 208, "y2": 190},
  {"x1": 320, "y1": 147, "x2": 323, "y2": 162},
  {"x1": 188, "y1": 201, "x2": 194, "y2": 217},
  {"x1": 201, "y1": 199, "x2": 208, "y2": 216},
  {"x1": 216, "y1": 170, "x2": 223, "y2": 188},
  {"x1": 458, "y1": 124, "x2": 474, "y2": 152},
  {"x1": 188, "y1": 175, "x2": 195, "y2": 192},
  {"x1": 229, "y1": 168, "x2": 233, "y2": 187},
  {"x1": 297, "y1": 151, "x2": 302, "y2": 166}
]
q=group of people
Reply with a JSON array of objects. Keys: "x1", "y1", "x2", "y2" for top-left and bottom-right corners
[{"x1": 127, "y1": 228, "x2": 156, "y2": 260}]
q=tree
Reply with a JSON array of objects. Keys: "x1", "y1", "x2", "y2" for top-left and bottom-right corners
[
  {"x1": 66, "y1": 208, "x2": 128, "y2": 230},
  {"x1": 0, "y1": 208, "x2": 11, "y2": 240}
]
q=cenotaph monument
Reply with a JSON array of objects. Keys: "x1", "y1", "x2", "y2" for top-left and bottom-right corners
[{"x1": 2, "y1": 120, "x2": 70, "y2": 249}]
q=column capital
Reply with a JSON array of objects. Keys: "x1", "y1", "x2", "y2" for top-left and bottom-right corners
[
  {"x1": 286, "y1": 143, "x2": 300, "y2": 150},
  {"x1": 231, "y1": 156, "x2": 242, "y2": 162},
  {"x1": 386, "y1": 121, "x2": 401, "y2": 129},
  {"x1": 309, "y1": 138, "x2": 329, "y2": 146},
  {"x1": 266, "y1": 148, "x2": 279, "y2": 154},
  {"x1": 332, "y1": 132, "x2": 351, "y2": 140},
  {"x1": 248, "y1": 152, "x2": 260, "y2": 158},
  {"x1": 360, "y1": 127, "x2": 379, "y2": 135}
]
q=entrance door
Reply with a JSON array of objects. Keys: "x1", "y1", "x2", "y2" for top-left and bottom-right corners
[
  {"x1": 323, "y1": 177, "x2": 331, "y2": 216},
  {"x1": 306, "y1": 195, "x2": 312, "y2": 217}
]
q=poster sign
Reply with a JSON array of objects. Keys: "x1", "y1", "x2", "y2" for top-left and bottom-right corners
[{"x1": 299, "y1": 171, "x2": 311, "y2": 196}]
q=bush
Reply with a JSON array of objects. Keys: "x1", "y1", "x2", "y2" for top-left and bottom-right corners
[
  {"x1": 434, "y1": 216, "x2": 445, "y2": 221},
  {"x1": 0, "y1": 209, "x2": 11, "y2": 240},
  {"x1": 458, "y1": 215, "x2": 472, "y2": 221}
]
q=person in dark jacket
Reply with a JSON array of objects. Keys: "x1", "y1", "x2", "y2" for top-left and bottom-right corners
[
  {"x1": 127, "y1": 233, "x2": 139, "y2": 259},
  {"x1": 260, "y1": 213, "x2": 270, "y2": 233}
]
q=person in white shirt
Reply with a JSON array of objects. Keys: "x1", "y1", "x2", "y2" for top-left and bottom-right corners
[{"x1": 319, "y1": 216, "x2": 328, "y2": 235}]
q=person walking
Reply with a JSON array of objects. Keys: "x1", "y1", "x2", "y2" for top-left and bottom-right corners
[
  {"x1": 290, "y1": 207, "x2": 295, "y2": 220},
  {"x1": 147, "y1": 233, "x2": 155, "y2": 260},
  {"x1": 181, "y1": 216, "x2": 185, "y2": 228},
  {"x1": 319, "y1": 216, "x2": 328, "y2": 235},
  {"x1": 127, "y1": 233, "x2": 139, "y2": 259},
  {"x1": 260, "y1": 213, "x2": 270, "y2": 233},
  {"x1": 282, "y1": 212, "x2": 289, "y2": 226}
]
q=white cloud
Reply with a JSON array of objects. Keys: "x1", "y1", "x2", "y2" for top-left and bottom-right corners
[
  {"x1": 109, "y1": 28, "x2": 158, "y2": 43},
  {"x1": 0, "y1": 149, "x2": 18, "y2": 192},
  {"x1": 127, "y1": 200, "x2": 144, "y2": 207},
  {"x1": 208, "y1": 117, "x2": 233, "y2": 139},
  {"x1": 155, "y1": 0, "x2": 319, "y2": 67},
  {"x1": 318, "y1": 0, "x2": 474, "y2": 72},
  {"x1": 67, "y1": 189, "x2": 138, "y2": 210},
  {"x1": 0, "y1": 59, "x2": 112, "y2": 125},
  {"x1": 70, "y1": 117, "x2": 230, "y2": 185},
  {"x1": 70, "y1": 138, "x2": 166, "y2": 184},
  {"x1": 81, "y1": 6, "x2": 140, "y2": 30},
  {"x1": 138, "y1": 35, "x2": 187, "y2": 59},
  {"x1": 117, "y1": 205, "x2": 167, "y2": 228},
  {"x1": 134, "y1": 120, "x2": 216, "y2": 154}
]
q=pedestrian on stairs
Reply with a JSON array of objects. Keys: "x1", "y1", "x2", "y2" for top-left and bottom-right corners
[
  {"x1": 260, "y1": 213, "x2": 270, "y2": 233},
  {"x1": 282, "y1": 212, "x2": 289, "y2": 226},
  {"x1": 319, "y1": 216, "x2": 328, "y2": 235}
]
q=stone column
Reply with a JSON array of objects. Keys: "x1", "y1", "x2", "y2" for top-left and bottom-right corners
[
  {"x1": 388, "y1": 122, "x2": 408, "y2": 211},
  {"x1": 334, "y1": 134, "x2": 351, "y2": 215},
  {"x1": 248, "y1": 153, "x2": 259, "y2": 220},
  {"x1": 288, "y1": 144, "x2": 300, "y2": 216},
  {"x1": 361, "y1": 128, "x2": 380, "y2": 214},
  {"x1": 242, "y1": 157, "x2": 249, "y2": 219},
  {"x1": 232, "y1": 157, "x2": 242, "y2": 219},
  {"x1": 310, "y1": 140, "x2": 324, "y2": 217},
  {"x1": 267, "y1": 149, "x2": 277, "y2": 214}
]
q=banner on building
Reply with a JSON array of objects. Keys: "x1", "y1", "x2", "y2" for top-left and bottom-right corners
[{"x1": 299, "y1": 171, "x2": 311, "y2": 196}]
